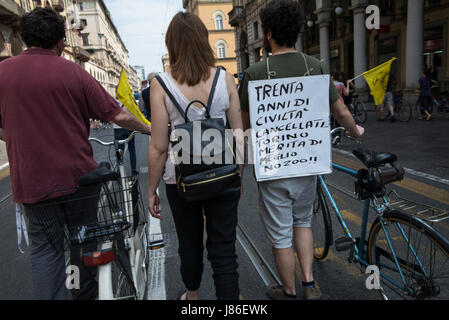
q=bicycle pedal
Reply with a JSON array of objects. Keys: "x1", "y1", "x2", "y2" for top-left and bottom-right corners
[{"x1": 335, "y1": 237, "x2": 355, "y2": 252}]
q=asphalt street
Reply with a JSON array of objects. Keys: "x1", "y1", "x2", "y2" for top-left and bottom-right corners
[{"x1": 0, "y1": 112, "x2": 448, "y2": 300}]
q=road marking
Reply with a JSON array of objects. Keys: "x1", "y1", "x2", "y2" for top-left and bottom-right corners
[
  {"x1": 147, "y1": 189, "x2": 167, "y2": 300},
  {"x1": 333, "y1": 148, "x2": 449, "y2": 187},
  {"x1": 0, "y1": 162, "x2": 10, "y2": 181},
  {"x1": 0, "y1": 167, "x2": 10, "y2": 181}
]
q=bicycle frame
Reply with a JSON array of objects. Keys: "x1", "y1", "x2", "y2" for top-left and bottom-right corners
[
  {"x1": 318, "y1": 163, "x2": 424, "y2": 296},
  {"x1": 90, "y1": 132, "x2": 148, "y2": 300}
]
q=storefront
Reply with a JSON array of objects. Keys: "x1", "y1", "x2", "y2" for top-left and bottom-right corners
[
  {"x1": 377, "y1": 35, "x2": 400, "y2": 84},
  {"x1": 424, "y1": 26, "x2": 445, "y2": 82}
]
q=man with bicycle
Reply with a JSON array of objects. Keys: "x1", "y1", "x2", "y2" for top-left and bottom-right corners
[
  {"x1": 239, "y1": 0, "x2": 364, "y2": 300},
  {"x1": 0, "y1": 7, "x2": 151, "y2": 300}
]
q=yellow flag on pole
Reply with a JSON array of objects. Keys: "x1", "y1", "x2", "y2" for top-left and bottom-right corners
[
  {"x1": 362, "y1": 58, "x2": 397, "y2": 105},
  {"x1": 116, "y1": 68, "x2": 151, "y2": 125}
]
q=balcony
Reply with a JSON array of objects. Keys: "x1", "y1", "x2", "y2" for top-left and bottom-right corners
[
  {"x1": 74, "y1": 46, "x2": 90, "y2": 62},
  {"x1": 0, "y1": 0, "x2": 26, "y2": 28},
  {"x1": 228, "y1": 6, "x2": 245, "y2": 27}
]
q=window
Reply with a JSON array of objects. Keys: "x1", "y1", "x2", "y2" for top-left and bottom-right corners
[
  {"x1": 215, "y1": 15, "x2": 224, "y2": 30},
  {"x1": 253, "y1": 21, "x2": 259, "y2": 40},
  {"x1": 82, "y1": 34, "x2": 89, "y2": 46},
  {"x1": 81, "y1": 19, "x2": 87, "y2": 27},
  {"x1": 217, "y1": 43, "x2": 226, "y2": 59},
  {"x1": 78, "y1": 2, "x2": 84, "y2": 11}
]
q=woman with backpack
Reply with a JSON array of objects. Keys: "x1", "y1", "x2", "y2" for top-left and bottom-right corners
[{"x1": 147, "y1": 12, "x2": 244, "y2": 301}]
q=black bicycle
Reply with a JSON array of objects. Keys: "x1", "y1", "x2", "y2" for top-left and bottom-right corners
[
  {"x1": 347, "y1": 94, "x2": 368, "y2": 124},
  {"x1": 384, "y1": 92, "x2": 412, "y2": 122}
]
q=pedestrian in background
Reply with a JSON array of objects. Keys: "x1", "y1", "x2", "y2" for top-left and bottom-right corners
[
  {"x1": 147, "y1": 12, "x2": 244, "y2": 301},
  {"x1": 0, "y1": 7, "x2": 150, "y2": 300},
  {"x1": 376, "y1": 76, "x2": 396, "y2": 122},
  {"x1": 113, "y1": 99, "x2": 140, "y2": 176},
  {"x1": 417, "y1": 69, "x2": 439, "y2": 121},
  {"x1": 138, "y1": 72, "x2": 158, "y2": 122},
  {"x1": 239, "y1": 0, "x2": 364, "y2": 301}
]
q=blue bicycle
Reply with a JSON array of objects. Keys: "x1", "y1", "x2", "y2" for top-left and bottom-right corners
[{"x1": 312, "y1": 128, "x2": 449, "y2": 300}]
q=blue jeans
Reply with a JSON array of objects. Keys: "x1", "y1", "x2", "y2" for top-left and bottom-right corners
[{"x1": 114, "y1": 128, "x2": 137, "y2": 173}]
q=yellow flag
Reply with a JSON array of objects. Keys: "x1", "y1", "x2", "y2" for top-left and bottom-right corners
[
  {"x1": 362, "y1": 58, "x2": 397, "y2": 105},
  {"x1": 116, "y1": 68, "x2": 151, "y2": 125}
]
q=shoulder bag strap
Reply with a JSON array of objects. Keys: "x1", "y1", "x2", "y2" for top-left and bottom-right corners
[
  {"x1": 155, "y1": 74, "x2": 187, "y2": 120},
  {"x1": 206, "y1": 67, "x2": 223, "y2": 112}
]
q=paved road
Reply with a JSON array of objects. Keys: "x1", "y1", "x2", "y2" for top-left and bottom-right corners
[{"x1": 0, "y1": 112, "x2": 448, "y2": 300}]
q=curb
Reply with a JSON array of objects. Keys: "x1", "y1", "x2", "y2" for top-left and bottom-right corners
[{"x1": 0, "y1": 162, "x2": 9, "y2": 175}]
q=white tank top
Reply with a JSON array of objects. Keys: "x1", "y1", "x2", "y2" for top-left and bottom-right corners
[{"x1": 158, "y1": 71, "x2": 230, "y2": 184}]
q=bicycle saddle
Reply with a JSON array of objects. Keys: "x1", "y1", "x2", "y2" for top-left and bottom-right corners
[
  {"x1": 353, "y1": 148, "x2": 397, "y2": 168},
  {"x1": 78, "y1": 162, "x2": 120, "y2": 187}
]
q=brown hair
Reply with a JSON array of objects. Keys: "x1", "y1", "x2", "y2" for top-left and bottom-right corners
[{"x1": 165, "y1": 12, "x2": 215, "y2": 86}]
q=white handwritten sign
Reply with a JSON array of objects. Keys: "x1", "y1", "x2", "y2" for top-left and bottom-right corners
[{"x1": 249, "y1": 75, "x2": 332, "y2": 182}]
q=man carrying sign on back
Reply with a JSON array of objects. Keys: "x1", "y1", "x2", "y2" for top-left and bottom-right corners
[{"x1": 239, "y1": 0, "x2": 364, "y2": 300}]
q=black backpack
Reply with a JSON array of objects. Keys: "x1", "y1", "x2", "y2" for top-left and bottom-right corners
[{"x1": 155, "y1": 68, "x2": 240, "y2": 203}]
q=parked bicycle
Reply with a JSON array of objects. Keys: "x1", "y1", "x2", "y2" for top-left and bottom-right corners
[
  {"x1": 347, "y1": 94, "x2": 368, "y2": 124},
  {"x1": 383, "y1": 91, "x2": 412, "y2": 122},
  {"x1": 313, "y1": 128, "x2": 449, "y2": 300}
]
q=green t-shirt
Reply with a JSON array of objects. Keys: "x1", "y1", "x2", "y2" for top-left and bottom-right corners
[{"x1": 239, "y1": 52, "x2": 339, "y2": 112}]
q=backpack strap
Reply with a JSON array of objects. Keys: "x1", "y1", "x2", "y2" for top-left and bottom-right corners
[
  {"x1": 155, "y1": 74, "x2": 187, "y2": 120},
  {"x1": 206, "y1": 67, "x2": 223, "y2": 112}
]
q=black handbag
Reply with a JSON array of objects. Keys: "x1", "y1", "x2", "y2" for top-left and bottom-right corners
[{"x1": 156, "y1": 68, "x2": 241, "y2": 203}]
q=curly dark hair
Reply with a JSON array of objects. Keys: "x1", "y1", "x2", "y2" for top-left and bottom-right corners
[
  {"x1": 20, "y1": 7, "x2": 66, "y2": 50},
  {"x1": 260, "y1": 0, "x2": 303, "y2": 48}
]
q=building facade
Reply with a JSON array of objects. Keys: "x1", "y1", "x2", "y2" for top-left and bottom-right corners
[
  {"x1": 77, "y1": 0, "x2": 140, "y2": 95},
  {"x1": 0, "y1": 0, "x2": 140, "y2": 95},
  {"x1": 230, "y1": 0, "x2": 449, "y2": 98},
  {"x1": 183, "y1": 0, "x2": 239, "y2": 79}
]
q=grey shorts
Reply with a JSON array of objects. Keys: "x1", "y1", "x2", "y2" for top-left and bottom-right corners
[
  {"x1": 258, "y1": 176, "x2": 317, "y2": 249},
  {"x1": 383, "y1": 92, "x2": 394, "y2": 107}
]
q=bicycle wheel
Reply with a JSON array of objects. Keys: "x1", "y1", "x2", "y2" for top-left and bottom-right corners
[
  {"x1": 355, "y1": 102, "x2": 368, "y2": 124},
  {"x1": 111, "y1": 237, "x2": 137, "y2": 300},
  {"x1": 397, "y1": 100, "x2": 412, "y2": 122},
  {"x1": 368, "y1": 210, "x2": 449, "y2": 300},
  {"x1": 312, "y1": 182, "x2": 333, "y2": 260}
]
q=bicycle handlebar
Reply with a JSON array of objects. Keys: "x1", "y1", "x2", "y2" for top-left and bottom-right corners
[
  {"x1": 331, "y1": 127, "x2": 362, "y2": 145},
  {"x1": 89, "y1": 131, "x2": 140, "y2": 147}
]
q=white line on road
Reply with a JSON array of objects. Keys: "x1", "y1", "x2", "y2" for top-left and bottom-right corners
[
  {"x1": 333, "y1": 148, "x2": 449, "y2": 186},
  {"x1": 0, "y1": 163, "x2": 9, "y2": 172},
  {"x1": 147, "y1": 189, "x2": 167, "y2": 300}
]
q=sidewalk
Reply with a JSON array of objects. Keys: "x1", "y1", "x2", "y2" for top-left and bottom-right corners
[{"x1": 0, "y1": 142, "x2": 8, "y2": 168}]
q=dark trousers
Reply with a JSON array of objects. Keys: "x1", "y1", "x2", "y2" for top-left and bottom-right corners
[
  {"x1": 165, "y1": 184, "x2": 240, "y2": 300},
  {"x1": 418, "y1": 95, "x2": 432, "y2": 115},
  {"x1": 114, "y1": 128, "x2": 137, "y2": 173},
  {"x1": 24, "y1": 186, "x2": 100, "y2": 300}
]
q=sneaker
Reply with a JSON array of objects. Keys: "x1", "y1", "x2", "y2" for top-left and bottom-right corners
[
  {"x1": 390, "y1": 116, "x2": 396, "y2": 123},
  {"x1": 303, "y1": 282, "x2": 322, "y2": 300},
  {"x1": 267, "y1": 283, "x2": 297, "y2": 300}
]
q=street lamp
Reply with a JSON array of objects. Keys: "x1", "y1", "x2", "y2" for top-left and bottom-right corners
[
  {"x1": 335, "y1": 6, "x2": 343, "y2": 15},
  {"x1": 307, "y1": 16, "x2": 315, "y2": 28},
  {"x1": 334, "y1": 0, "x2": 343, "y2": 15}
]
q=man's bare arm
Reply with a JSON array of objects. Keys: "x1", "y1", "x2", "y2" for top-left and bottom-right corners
[{"x1": 112, "y1": 109, "x2": 151, "y2": 134}]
